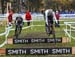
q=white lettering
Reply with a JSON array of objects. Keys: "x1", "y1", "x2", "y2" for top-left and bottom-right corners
[
  {"x1": 8, "y1": 49, "x2": 27, "y2": 54},
  {"x1": 52, "y1": 49, "x2": 71, "y2": 54},
  {"x1": 47, "y1": 39, "x2": 54, "y2": 42},
  {"x1": 14, "y1": 39, "x2": 28, "y2": 43},
  {"x1": 31, "y1": 39, "x2": 45, "y2": 43},
  {"x1": 30, "y1": 49, "x2": 48, "y2": 54}
]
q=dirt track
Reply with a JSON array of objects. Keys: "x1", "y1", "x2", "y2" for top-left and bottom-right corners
[{"x1": 19, "y1": 32, "x2": 52, "y2": 38}]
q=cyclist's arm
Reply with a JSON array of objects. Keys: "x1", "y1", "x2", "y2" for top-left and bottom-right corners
[{"x1": 45, "y1": 10, "x2": 48, "y2": 25}]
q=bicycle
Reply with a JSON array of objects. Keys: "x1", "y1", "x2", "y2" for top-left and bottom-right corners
[
  {"x1": 15, "y1": 24, "x2": 22, "y2": 38},
  {"x1": 45, "y1": 21, "x2": 56, "y2": 44},
  {"x1": 45, "y1": 21, "x2": 55, "y2": 35}
]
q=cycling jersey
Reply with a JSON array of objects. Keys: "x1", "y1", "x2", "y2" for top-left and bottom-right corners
[
  {"x1": 15, "y1": 16, "x2": 23, "y2": 25},
  {"x1": 45, "y1": 9, "x2": 57, "y2": 25}
]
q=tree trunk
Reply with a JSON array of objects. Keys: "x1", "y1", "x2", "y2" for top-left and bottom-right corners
[{"x1": 1, "y1": 0, "x2": 5, "y2": 14}]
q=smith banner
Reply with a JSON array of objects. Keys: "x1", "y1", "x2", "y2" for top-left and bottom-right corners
[
  {"x1": 6, "y1": 47, "x2": 72, "y2": 55},
  {"x1": 13, "y1": 38, "x2": 62, "y2": 44}
]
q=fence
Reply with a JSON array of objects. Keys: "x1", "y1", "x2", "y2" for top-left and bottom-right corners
[{"x1": 64, "y1": 22, "x2": 75, "y2": 41}]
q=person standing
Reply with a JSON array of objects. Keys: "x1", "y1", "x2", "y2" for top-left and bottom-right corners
[
  {"x1": 8, "y1": 9, "x2": 13, "y2": 26},
  {"x1": 25, "y1": 10, "x2": 32, "y2": 26},
  {"x1": 55, "y1": 11, "x2": 60, "y2": 27}
]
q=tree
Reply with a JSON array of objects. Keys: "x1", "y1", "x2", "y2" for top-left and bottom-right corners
[
  {"x1": 1, "y1": 0, "x2": 5, "y2": 14},
  {"x1": 27, "y1": 0, "x2": 43, "y2": 12},
  {"x1": 1, "y1": 0, "x2": 10, "y2": 14}
]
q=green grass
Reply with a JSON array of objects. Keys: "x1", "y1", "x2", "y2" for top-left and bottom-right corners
[
  {"x1": 0, "y1": 36, "x2": 5, "y2": 44},
  {"x1": 0, "y1": 19, "x2": 75, "y2": 57},
  {"x1": 0, "y1": 26, "x2": 6, "y2": 45},
  {"x1": 0, "y1": 26, "x2": 5, "y2": 33}
]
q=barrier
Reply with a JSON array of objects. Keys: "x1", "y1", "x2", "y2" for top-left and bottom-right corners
[
  {"x1": 0, "y1": 26, "x2": 12, "y2": 48},
  {"x1": 7, "y1": 37, "x2": 70, "y2": 44},
  {"x1": 0, "y1": 47, "x2": 75, "y2": 55},
  {"x1": 64, "y1": 22, "x2": 75, "y2": 41}
]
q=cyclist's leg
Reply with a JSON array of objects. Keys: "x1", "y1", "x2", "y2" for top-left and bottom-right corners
[
  {"x1": 52, "y1": 25, "x2": 55, "y2": 38},
  {"x1": 48, "y1": 20, "x2": 53, "y2": 34},
  {"x1": 51, "y1": 24, "x2": 56, "y2": 44},
  {"x1": 47, "y1": 25, "x2": 50, "y2": 36},
  {"x1": 46, "y1": 20, "x2": 52, "y2": 36},
  {"x1": 15, "y1": 25, "x2": 18, "y2": 35},
  {"x1": 48, "y1": 20, "x2": 51, "y2": 34},
  {"x1": 48, "y1": 22, "x2": 53, "y2": 34},
  {"x1": 45, "y1": 23, "x2": 49, "y2": 34},
  {"x1": 19, "y1": 25, "x2": 22, "y2": 34}
]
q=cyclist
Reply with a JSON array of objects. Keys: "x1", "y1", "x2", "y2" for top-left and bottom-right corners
[
  {"x1": 14, "y1": 15, "x2": 23, "y2": 36},
  {"x1": 45, "y1": 9, "x2": 57, "y2": 37}
]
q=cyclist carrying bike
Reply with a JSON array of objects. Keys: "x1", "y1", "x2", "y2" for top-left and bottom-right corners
[
  {"x1": 45, "y1": 9, "x2": 57, "y2": 37},
  {"x1": 14, "y1": 15, "x2": 23, "y2": 36}
]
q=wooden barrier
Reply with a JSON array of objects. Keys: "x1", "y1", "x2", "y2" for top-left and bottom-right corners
[
  {"x1": 0, "y1": 48, "x2": 6, "y2": 55},
  {"x1": 0, "y1": 47, "x2": 75, "y2": 55},
  {"x1": 7, "y1": 37, "x2": 70, "y2": 44}
]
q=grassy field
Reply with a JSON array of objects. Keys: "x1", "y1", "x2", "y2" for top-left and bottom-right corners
[{"x1": 0, "y1": 19, "x2": 75, "y2": 57}]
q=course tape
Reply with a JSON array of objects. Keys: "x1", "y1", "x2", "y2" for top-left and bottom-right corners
[
  {"x1": 0, "y1": 26, "x2": 12, "y2": 48},
  {"x1": 0, "y1": 25, "x2": 31, "y2": 48},
  {"x1": 64, "y1": 22, "x2": 75, "y2": 40}
]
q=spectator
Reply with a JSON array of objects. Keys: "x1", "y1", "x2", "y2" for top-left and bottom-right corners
[
  {"x1": 8, "y1": 9, "x2": 13, "y2": 26},
  {"x1": 55, "y1": 11, "x2": 60, "y2": 27},
  {"x1": 25, "y1": 10, "x2": 32, "y2": 26}
]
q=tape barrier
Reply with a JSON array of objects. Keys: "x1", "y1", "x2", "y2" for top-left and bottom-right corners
[
  {"x1": 1, "y1": 47, "x2": 75, "y2": 55},
  {"x1": 0, "y1": 26, "x2": 13, "y2": 48},
  {"x1": 0, "y1": 32, "x2": 6, "y2": 36},
  {"x1": 7, "y1": 37, "x2": 70, "y2": 44},
  {"x1": 0, "y1": 27, "x2": 8, "y2": 36}
]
